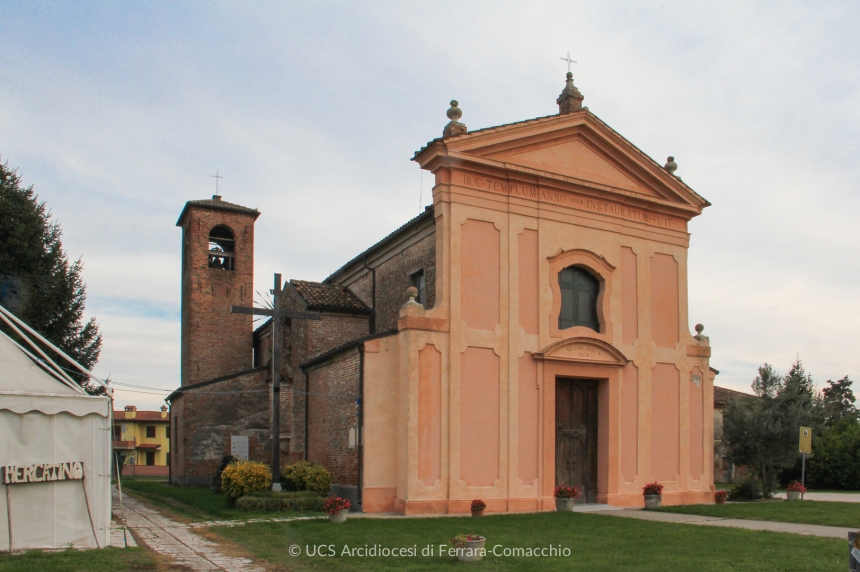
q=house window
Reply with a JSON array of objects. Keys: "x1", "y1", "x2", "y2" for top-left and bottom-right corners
[
  {"x1": 558, "y1": 266, "x2": 600, "y2": 331},
  {"x1": 208, "y1": 225, "x2": 235, "y2": 270},
  {"x1": 166, "y1": 425, "x2": 170, "y2": 439},
  {"x1": 114, "y1": 425, "x2": 121, "y2": 439},
  {"x1": 145, "y1": 452, "x2": 155, "y2": 466},
  {"x1": 410, "y1": 269, "x2": 426, "y2": 305},
  {"x1": 146, "y1": 425, "x2": 156, "y2": 438}
]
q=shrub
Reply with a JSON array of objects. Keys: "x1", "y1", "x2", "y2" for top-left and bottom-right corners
[
  {"x1": 642, "y1": 482, "x2": 664, "y2": 496},
  {"x1": 323, "y1": 496, "x2": 351, "y2": 515},
  {"x1": 786, "y1": 481, "x2": 807, "y2": 493},
  {"x1": 714, "y1": 490, "x2": 728, "y2": 501},
  {"x1": 221, "y1": 460, "x2": 271, "y2": 501},
  {"x1": 806, "y1": 420, "x2": 860, "y2": 490},
  {"x1": 728, "y1": 476, "x2": 763, "y2": 501},
  {"x1": 470, "y1": 499, "x2": 486, "y2": 511},
  {"x1": 281, "y1": 461, "x2": 331, "y2": 496},
  {"x1": 553, "y1": 485, "x2": 582, "y2": 499},
  {"x1": 234, "y1": 491, "x2": 326, "y2": 512},
  {"x1": 211, "y1": 455, "x2": 236, "y2": 494}
]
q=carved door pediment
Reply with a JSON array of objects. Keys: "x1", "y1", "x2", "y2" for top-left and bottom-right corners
[{"x1": 534, "y1": 337, "x2": 627, "y2": 367}]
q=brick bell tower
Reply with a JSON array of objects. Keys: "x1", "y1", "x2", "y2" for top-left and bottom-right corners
[{"x1": 176, "y1": 194, "x2": 260, "y2": 387}]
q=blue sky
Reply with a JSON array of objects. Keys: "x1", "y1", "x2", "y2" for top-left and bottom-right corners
[{"x1": 2, "y1": 1, "x2": 858, "y2": 408}]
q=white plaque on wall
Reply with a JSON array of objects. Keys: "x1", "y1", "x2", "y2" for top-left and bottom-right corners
[{"x1": 231, "y1": 435, "x2": 249, "y2": 460}]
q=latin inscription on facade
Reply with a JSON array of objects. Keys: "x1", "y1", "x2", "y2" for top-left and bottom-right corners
[
  {"x1": 562, "y1": 344, "x2": 604, "y2": 360},
  {"x1": 460, "y1": 173, "x2": 679, "y2": 229},
  {"x1": 2, "y1": 461, "x2": 84, "y2": 484}
]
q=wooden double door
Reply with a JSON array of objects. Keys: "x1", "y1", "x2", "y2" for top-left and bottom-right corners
[{"x1": 555, "y1": 378, "x2": 598, "y2": 503}]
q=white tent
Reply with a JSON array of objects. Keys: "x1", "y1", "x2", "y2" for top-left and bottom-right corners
[{"x1": 0, "y1": 311, "x2": 112, "y2": 550}]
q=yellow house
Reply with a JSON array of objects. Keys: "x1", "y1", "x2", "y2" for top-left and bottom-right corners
[{"x1": 113, "y1": 405, "x2": 171, "y2": 476}]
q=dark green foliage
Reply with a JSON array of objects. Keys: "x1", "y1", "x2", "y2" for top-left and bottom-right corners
[
  {"x1": 805, "y1": 419, "x2": 860, "y2": 489},
  {"x1": 235, "y1": 490, "x2": 326, "y2": 512},
  {"x1": 211, "y1": 454, "x2": 236, "y2": 494},
  {"x1": 0, "y1": 160, "x2": 101, "y2": 388},
  {"x1": 723, "y1": 361, "x2": 824, "y2": 496},
  {"x1": 727, "y1": 475, "x2": 763, "y2": 501},
  {"x1": 822, "y1": 376, "x2": 857, "y2": 427},
  {"x1": 281, "y1": 461, "x2": 331, "y2": 496}
]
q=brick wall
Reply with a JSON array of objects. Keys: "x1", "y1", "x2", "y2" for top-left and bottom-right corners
[
  {"x1": 305, "y1": 349, "x2": 361, "y2": 487},
  {"x1": 370, "y1": 233, "x2": 436, "y2": 332},
  {"x1": 170, "y1": 367, "x2": 271, "y2": 486},
  {"x1": 179, "y1": 205, "x2": 257, "y2": 387}
]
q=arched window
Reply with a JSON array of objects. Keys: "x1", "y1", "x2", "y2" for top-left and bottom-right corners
[
  {"x1": 208, "y1": 225, "x2": 235, "y2": 270},
  {"x1": 558, "y1": 266, "x2": 599, "y2": 331}
]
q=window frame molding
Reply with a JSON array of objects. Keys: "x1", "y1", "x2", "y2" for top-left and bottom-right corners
[{"x1": 547, "y1": 248, "x2": 615, "y2": 341}]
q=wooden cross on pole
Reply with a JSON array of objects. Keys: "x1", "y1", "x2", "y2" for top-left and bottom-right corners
[
  {"x1": 211, "y1": 171, "x2": 223, "y2": 194},
  {"x1": 231, "y1": 273, "x2": 321, "y2": 489},
  {"x1": 560, "y1": 51, "x2": 577, "y2": 73}
]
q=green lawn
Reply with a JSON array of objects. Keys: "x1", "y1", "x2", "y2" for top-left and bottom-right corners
[
  {"x1": 120, "y1": 478, "x2": 323, "y2": 521},
  {"x1": 0, "y1": 547, "x2": 160, "y2": 572},
  {"x1": 654, "y1": 500, "x2": 860, "y2": 528},
  {"x1": 209, "y1": 511, "x2": 845, "y2": 571}
]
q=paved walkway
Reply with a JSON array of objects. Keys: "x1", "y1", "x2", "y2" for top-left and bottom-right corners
[
  {"x1": 112, "y1": 488, "x2": 263, "y2": 571},
  {"x1": 593, "y1": 508, "x2": 857, "y2": 539},
  {"x1": 775, "y1": 492, "x2": 860, "y2": 503}
]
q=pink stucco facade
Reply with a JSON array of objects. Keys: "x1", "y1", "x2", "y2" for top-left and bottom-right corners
[{"x1": 361, "y1": 109, "x2": 714, "y2": 514}]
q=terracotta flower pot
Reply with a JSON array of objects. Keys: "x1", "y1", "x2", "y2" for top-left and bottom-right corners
[
  {"x1": 644, "y1": 494, "x2": 662, "y2": 509},
  {"x1": 329, "y1": 508, "x2": 348, "y2": 523},
  {"x1": 471, "y1": 508, "x2": 484, "y2": 517},
  {"x1": 456, "y1": 538, "x2": 486, "y2": 562},
  {"x1": 555, "y1": 498, "x2": 575, "y2": 512},
  {"x1": 786, "y1": 491, "x2": 801, "y2": 501},
  {"x1": 715, "y1": 497, "x2": 726, "y2": 505}
]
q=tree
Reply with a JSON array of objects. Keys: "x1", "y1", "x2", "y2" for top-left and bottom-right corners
[
  {"x1": 821, "y1": 376, "x2": 857, "y2": 427},
  {"x1": 0, "y1": 159, "x2": 102, "y2": 389},
  {"x1": 723, "y1": 361, "x2": 822, "y2": 496}
]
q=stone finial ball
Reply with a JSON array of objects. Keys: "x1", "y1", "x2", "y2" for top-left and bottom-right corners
[
  {"x1": 407, "y1": 286, "x2": 419, "y2": 300},
  {"x1": 668, "y1": 156, "x2": 675, "y2": 162},
  {"x1": 447, "y1": 100, "x2": 462, "y2": 121},
  {"x1": 566, "y1": 72, "x2": 573, "y2": 79},
  {"x1": 695, "y1": 323, "x2": 704, "y2": 334}
]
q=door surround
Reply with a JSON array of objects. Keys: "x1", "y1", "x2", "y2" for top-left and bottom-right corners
[{"x1": 534, "y1": 337, "x2": 627, "y2": 507}]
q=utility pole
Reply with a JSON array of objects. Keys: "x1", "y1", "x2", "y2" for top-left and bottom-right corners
[{"x1": 231, "y1": 273, "x2": 321, "y2": 490}]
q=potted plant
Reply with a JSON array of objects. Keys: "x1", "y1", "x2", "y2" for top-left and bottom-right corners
[
  {"x1": 323, "y1": 496, "x2": 351, "y2": 523},
  {"x1": 450, "y1": 534, "x2": 486, "y2": 563},
  {"x1": 714, "y1": 490, "x2": 728, "y2": 505},
  {"x1": 786, "y1": 481, "x2": 807, "y2": 501},
  {"x1": 554, "y1": 485, "x2": 583, "y2": 511},
  {"x1": 470, "y1": 499, "x2": 486, "y2": 517},
  {"x1": 643, "y1": 482, "x2": 663, "y2": 509}
]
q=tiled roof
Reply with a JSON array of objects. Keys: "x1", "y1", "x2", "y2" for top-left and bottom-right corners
[
  {"x1": 325, "y1": 206, "x2": 435, "y2": 283},
  {"x1": 176, "y1": 196, "x2": 261, "y2": 226},
  {"x1": 114, "y1": 411, "x2": 169, "y2": 422},
  {"x1": 714, "y1": 386, "x2": 755, "y2": 409},
  {"x1": 291, "y1": 280, "x2": 371, "y2": 314}
]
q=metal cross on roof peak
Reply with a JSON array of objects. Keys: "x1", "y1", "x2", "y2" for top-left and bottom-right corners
[
  {"x1": 211, "y1": 171, "x2": 223, "y2": 193},
  {"x1": 560, "y1": 51, "x2": 577, "y2": 73}
]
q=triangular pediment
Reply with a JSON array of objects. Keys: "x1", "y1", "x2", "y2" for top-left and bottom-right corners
[
  {"x1": 485, "y1": 136, "x2": 659, "y2": 197},
  {"x1": 420, "y1": 112, "x2": 709, "y2": 211}
]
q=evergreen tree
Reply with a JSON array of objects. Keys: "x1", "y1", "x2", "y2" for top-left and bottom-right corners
[
  {"x1": 0, "y1": 159, "x2": 102, "y2": 388},
  {"x1": 821, "y1": 376, "x2": 857, "y2": 427},
  {"x1": 724, "y1": 360, "x2": 823, "y2": 495}
]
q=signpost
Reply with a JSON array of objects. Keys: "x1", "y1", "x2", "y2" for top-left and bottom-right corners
[
  {"x1": 799, "y1": 426, "x2": 812, "y2": 500},
  {"x1": 230, "y1": 273, "x2": 320, "y2": 490}
]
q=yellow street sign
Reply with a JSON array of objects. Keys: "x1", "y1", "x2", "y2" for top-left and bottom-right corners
[{"x1": 799, "y1": 426, "x2": 812, "y2": 454}]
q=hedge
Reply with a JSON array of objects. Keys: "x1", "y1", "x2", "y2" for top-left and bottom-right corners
[{"x1": 235, "y1": 491, "x2": 327, "y2": 512}]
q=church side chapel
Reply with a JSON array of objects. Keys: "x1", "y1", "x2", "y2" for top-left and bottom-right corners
[{"x1": 169, "y1": 70, "x2": 715, "y2": 514}]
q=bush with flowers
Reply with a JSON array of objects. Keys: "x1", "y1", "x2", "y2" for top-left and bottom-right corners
[
  {"x1": 450, "y1": 534, "x2": 486, "y2": 548},
  {"x1": 714, "y1": 490, "x2": 728, "y2": 501},
  {"x1": 220, "y1": 460, "x2": 272, "y2": 503},
  {"x1": 470, "y1": 499, "x2": 486, "y2": 511},
  {"x1": 323, "y1": 496, "x2": 351, "y2": 515},
  {"x1": 786, "y1": 481, "x2": 807, "y2": 493},
  {"x1": 643, "y1": 482, "x2": 664, "y2": 496}
]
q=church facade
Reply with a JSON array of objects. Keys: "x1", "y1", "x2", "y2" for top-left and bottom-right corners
[{"x1": 169, "y1": 74, "x2": 715, "y2": 513}]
